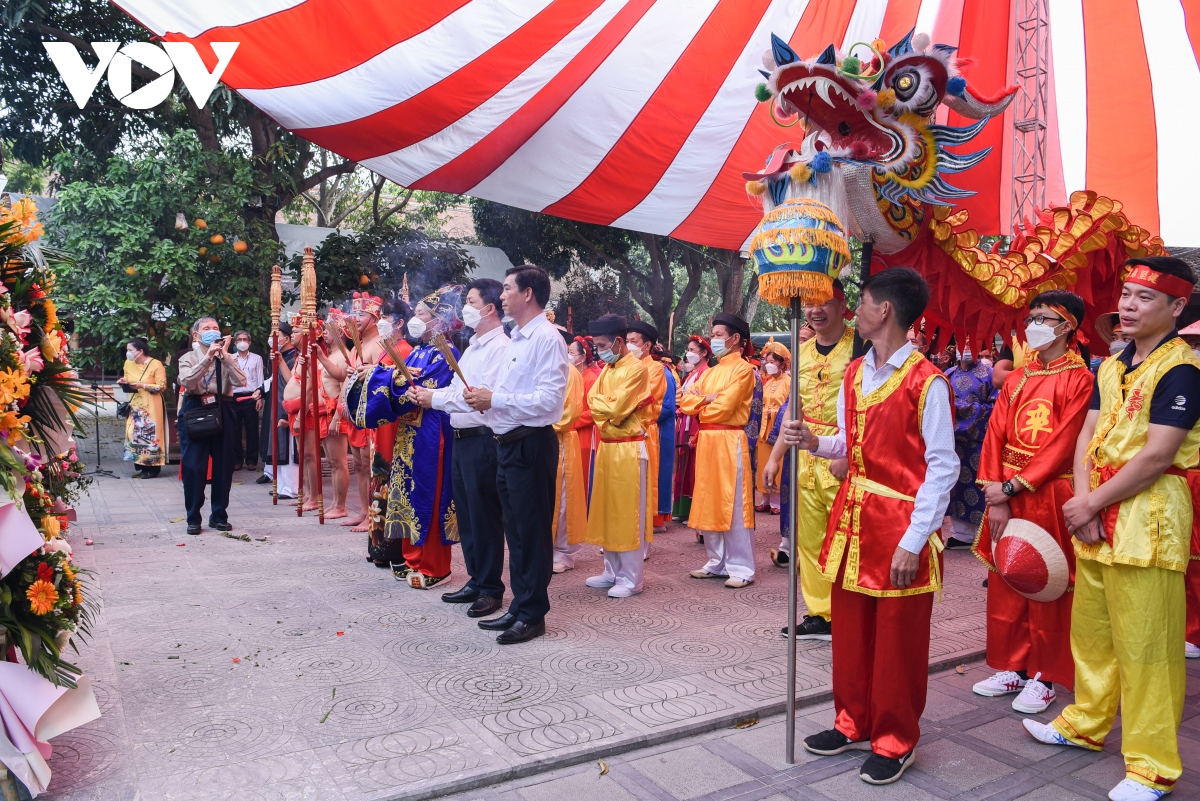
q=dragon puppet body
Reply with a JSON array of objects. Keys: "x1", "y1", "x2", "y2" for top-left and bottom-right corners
[{"x1": 745, "y1": 30, "x2": 1165, "y2": 346}]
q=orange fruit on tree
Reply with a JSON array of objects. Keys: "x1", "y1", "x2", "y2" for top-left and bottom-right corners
[
  {"x1": 233, "y1": 240, "x2": 248, "y2": 254},
  {"x1": 194, "y1": 218, "x2": 207, "y2": 229},
  {"x1": 210, "y1": 255, "x2": 221, "y2": 263},
  {"x1": 125, "y1": 266, "x2": 136, "y2": 275},
  {"x1": 359, "y1": 274, "x2": 370, "y2": 286},
  {"x1": 198, "y1": 246, "x2": 207, "y2": 256},
  {"x1": 209, "y1": 234, "x2": 225, "y2": 245}
]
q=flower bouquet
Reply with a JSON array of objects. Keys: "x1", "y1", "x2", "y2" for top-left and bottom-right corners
[{"x1": 0, "y1": 547, "x2": 92, "y2": 688}]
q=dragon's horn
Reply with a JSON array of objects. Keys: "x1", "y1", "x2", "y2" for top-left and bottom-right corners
[
  {"x1": 816, "y1": 44, "x2": 837, "y2": 65},
  {"x1": 942, "y1": 83, "x2": 1019, "y2": 120},
  {"x1": 889, "y1": 29, "x2": 916, "y2": 57},
  {"x1": 771, "y1": 34, "x2": 799, "y2": 67}
]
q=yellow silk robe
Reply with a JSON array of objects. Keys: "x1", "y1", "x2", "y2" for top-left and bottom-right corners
[
  {"x1": 553, "y1": 366, "x2": 588, "y2": 545},
  {"x1": 679, "y1": 352, "x2": 756, "y2": 531},
  {"x1": 586, "y1": 353, "x2": 651, "y2": 551},
  {"x1": 639, "y1": 353, "x2": 667, "y2": 520},
  {"x1": 755, "y1": 372, "x2": 791, "y2": 494},
  {"x1": 796, "y1": 326, "x2": 855, "y2": 490}
]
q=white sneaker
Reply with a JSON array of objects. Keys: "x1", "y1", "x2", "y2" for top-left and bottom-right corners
[
  {"x1": 1022, "y1": 719, "x2": 1086, "y2": 749},
  {"x1": 1012, "y1": 673, "x2": 1056, "y2": 713},
  {"x1": 1186, "y1": 641, "x2": 1200, "y2": 659},
  {"x1": 607, "y1": 585, "x2": 642, "y2": 598},
  {"x1": 972, "y1": 670, "x2": 1027, "y2": 697},
  {"x1": 1108, "y1": 778, "x2": 1169, "y2": 801},
  {"x1": 724, "y1": 577, "x2": 753, "y2": 588},
  {"x1": 585, "y1": 575, "x2": 615, "y2": 589}
]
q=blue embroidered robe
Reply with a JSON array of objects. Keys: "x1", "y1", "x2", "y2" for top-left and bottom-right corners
[
  {"x1": 347, "y1": 344, "x2": 459, "y2": 547},
  {"x1": 657, "y1": 366, "x2": 677, "y2": 516},
  {"x1": 946, "y1": 362, "x2": 996, "y2": 530}
]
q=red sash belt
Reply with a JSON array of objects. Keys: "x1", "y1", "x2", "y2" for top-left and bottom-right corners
[
  {"x1": 699, "y1": 424, "x2": 742, "y2": 431},
  {"x1": 803, "y1": 415, "x2": 838, "y2": 432},
  {"x1": 601, "y1": 434, "x2": 646, "y2": 443},
  {"x1": 1094, "y1": 463, "x2": 1187, "y2": 543}
]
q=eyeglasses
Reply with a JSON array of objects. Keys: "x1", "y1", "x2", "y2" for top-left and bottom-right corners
[{"x1": 1022, "y1": 314, "x2": 1066, "y2": 327}]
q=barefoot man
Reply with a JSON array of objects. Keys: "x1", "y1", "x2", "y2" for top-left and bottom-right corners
[
  {"x1": 318, "y1": 310, "x2": 352, "y2": 520},
  {"x1": 342, "y1": 292, "x2": 386, "y2": 532}
]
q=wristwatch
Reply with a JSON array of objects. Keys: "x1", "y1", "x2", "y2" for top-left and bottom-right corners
[{"x1": 1001, "y1": 480, "x2": 1019, "y2": 498}]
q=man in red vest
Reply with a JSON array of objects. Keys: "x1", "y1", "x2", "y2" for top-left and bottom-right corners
[{"x1": 784, "y1": 267, "x2": 958, "y2": 784}]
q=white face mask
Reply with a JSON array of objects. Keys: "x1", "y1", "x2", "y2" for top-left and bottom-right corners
[
  {"x1": 406, "y1": 317, "x2": 427, "y2": 339},
  {"x1": 236, "y1": 341, "x2": 249, "y2": 352},
  {"x1": 126, "y1": 349, "x2": 138, "y2": 361},
  {"x1": 686, "y1": 351, "x2": 702, "y2": 365},
  {"x1": 980, "y1": 358, "x2": 993, "y2": 367},
  {"x1": 1110, "y1": 340, "x2": 1127, "y2": 356},
  {"x1": 628, "y1": 344, "x2": 643, "y2": 359},
  {"x1": 710, "y1": 338, "x2": 727, "y2": 357},
  {"x1": 376, "y1": 319, "x2": 393, "y2": 340},
  {"x1": 462, "y1": 304, "x2": 489, "y2": 330},
  {"x1": 764, "y1": 362, "x2": 779, "y2": 376},
  {"x1": 1024, "y1": 321, "x2": 1064, "y2": 351},
  {"x1": 598, "y1": 348, "x2": 619, "y2": 364}
]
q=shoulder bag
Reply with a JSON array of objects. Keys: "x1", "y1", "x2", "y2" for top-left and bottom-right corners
[{"x1": 181, "y1": 359, "x2": 224, "y2": 439}]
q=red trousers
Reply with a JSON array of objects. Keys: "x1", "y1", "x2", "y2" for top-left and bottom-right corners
[
  {"x1": 1187, "y1": 558, "x2": 1200, "y2": 646},
  {"x1": 831, "y1": 566, "x2": 934, "y2": 758},
  {"x1": 402, "y1": 538, "x2": 451, "y2": 578},
  {"x1": 985, "y1": 573, "x2": 1075, "y2": 689}
]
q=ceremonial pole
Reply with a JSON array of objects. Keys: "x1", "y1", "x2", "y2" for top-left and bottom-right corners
[
  {"x1": 304, "y1": 246, "x2": 323, "y2": 522},
  {"x1": 297, "y1": 247, "x2": 316, "y2": 517},
  {"x1": 785, "y1": 296, "x2": 801, "y2": 764},
  {"x1": 270, "y1": 265, "x2": 281, "y2": 506}
]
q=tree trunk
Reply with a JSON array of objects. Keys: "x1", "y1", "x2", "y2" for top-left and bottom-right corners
[{"x1": 711, "y1": 248, "x2": 749, "y2": 314}]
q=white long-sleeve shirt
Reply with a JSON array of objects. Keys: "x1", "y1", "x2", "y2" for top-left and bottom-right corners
[
  {"x1": 488, "y1": 312, "x2": 569, "y2": 435},
  {"x1": 430, "y1": 325, "x2": 510, "y2": 430},
  {"x1": 814, "y1": 341, "x2": 958, "y2": 554}
]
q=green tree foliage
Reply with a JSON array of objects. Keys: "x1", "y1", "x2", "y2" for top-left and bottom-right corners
[
  {"x1": 48, "y1": 131, "x2": 285, "y2": 371},
  {"x1": 552, "y1": 264, "x2": 639, "y2": 335}
]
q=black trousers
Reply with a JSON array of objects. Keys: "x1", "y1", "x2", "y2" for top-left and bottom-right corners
[
  {"x1": 496, "y1": 426, "x2": 558, "y2": 624},
  {"x1": 230, "y1": 395, "x2": 259, "y2": 467},
  {"x1": 180, "y1": 396, "x2": 237, "y2": 527},
  {"x1": 451, "y1": 432, "x2": 506, "y2": 599}
]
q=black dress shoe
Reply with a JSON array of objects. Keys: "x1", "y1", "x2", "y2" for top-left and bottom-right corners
[
  {"x1": 477, "y1": 611, "x2": 516, "y2": 631},
  {"x1": 255, "y1": 474, "x2": 271, "y2": 485},
  {"x1": 467, "y1": 596, "x2": 503, "y2": 618},
  {"x1": 186, "y1": 525, "x2": 201, "y2": 535},
  {"x1": 441, "y1": 586, "x2": 480, "y2": 604},
  {"x1": 497, "y1": 620, "x2": 545, "y2": 644},
  {"x1": 210, "y1": 521, "x2": 233, "y2": 532}
]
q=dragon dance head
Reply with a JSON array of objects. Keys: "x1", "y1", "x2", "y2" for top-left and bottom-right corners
[{"x1": 746, "y1": 30, "x2": 1016, "y2": 255}]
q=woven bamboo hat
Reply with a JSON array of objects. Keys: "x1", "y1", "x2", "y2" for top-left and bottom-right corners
[{"x1": 994, "y1": 519, "x2": 1070, "y2": 602}]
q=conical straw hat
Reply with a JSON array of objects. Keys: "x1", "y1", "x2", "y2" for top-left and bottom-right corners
[{"x1": 994, "y1": 519, "x2": 1070, "y2": 602}]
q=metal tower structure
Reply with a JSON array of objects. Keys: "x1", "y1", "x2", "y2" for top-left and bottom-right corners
[{"x1": 1010, "y1": 0, "x2": 1051, "y2": 233}]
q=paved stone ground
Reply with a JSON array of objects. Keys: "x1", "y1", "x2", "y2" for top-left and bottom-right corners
[
  {"x1": 37, "y1": 419, "x2": 1194, "y2": 800},
  {"x1": 439, "y1": 658, "x2": 1200, "y2": 801}
]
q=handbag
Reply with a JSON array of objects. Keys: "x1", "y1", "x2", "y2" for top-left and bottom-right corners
[
  {"x1": 116, "y1": 361, "x2": 152, "y2": 419},
  {"x1": 181, "y1": 359, "x2": 224, "y2": 440}
]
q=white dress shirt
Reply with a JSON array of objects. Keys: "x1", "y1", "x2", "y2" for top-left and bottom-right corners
[
  {"x1": 431, "y1": 325, "x2": 511, "y2": 429},
  {"x1": 488, "y1": 312, "x2": 569, "y2": 435},
  {"x1": 814, "y1": 341, "x2": 959, "y2": 554},
  {"x1": 233, "y1": 351, "x2": 265, "y2": 395}
]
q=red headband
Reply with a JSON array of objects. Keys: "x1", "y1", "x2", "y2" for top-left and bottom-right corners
[{"x1": 1126, "y1": 264, "x2": 1195, "y2": 299}]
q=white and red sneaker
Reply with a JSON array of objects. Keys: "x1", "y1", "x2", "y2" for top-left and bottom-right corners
[
  {"x1": 972, "y1": 670, "x2": 1027, "y2": 697},
  {"x1": 1012, "y1": 673, "x2": 1056, "y2": 713}
]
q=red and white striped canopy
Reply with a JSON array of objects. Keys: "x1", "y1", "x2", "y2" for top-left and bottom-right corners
[{"x1": 114, "y1": 0, "x2": 1200, "y2": 248}]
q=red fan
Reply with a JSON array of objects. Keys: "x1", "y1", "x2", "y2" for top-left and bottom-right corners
[{"x1": 994, "y1": 519, "x2": 1070, "y2": 602}]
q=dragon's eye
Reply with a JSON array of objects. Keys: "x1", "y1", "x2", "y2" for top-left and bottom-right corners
[{"x1": 892, "y1": 70, "x2": 920, "y2": 101}]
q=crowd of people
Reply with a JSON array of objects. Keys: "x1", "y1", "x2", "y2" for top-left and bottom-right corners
[{"x1": 156, "y1": 256, "x2": 1200, "y2": 797}]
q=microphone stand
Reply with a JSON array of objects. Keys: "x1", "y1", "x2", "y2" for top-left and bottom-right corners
[{"x1": 84, "y1": 366, "x2": 119, "y2": 479}]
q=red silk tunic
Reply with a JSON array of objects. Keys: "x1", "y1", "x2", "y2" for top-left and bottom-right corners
[
  {"x1": 819, "y1": 352, "x2": 950, "y2": 596},
  {"x1": 973, "y1": 353, "x2": 1094, "y2": 581}
]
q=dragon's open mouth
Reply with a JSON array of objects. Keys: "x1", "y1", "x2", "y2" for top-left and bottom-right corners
[{"x1": 776, "y1": 66, "x2": 903, "y2": 162}]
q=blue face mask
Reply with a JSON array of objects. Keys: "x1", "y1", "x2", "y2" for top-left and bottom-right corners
[
  {"x1": 598, "y1": 348, "x2": 619, "y2": 364},
  {"x1": 200, "y1": 330, "x2": 221, "y2": 347}
]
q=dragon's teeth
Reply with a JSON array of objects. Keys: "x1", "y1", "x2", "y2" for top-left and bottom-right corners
[{"x1": 816, "y1": 81, "x2": 834, "y2": 107}]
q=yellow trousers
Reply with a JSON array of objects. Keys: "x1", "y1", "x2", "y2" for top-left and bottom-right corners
[
  {"x1": 795, "y1": 479, "x2": 838, "y2": 621},
  {"x1": 1052, "y1": 559, "x2": 1185, "y2": 791}
]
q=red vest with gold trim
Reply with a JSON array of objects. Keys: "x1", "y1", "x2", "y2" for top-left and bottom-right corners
[{"x1": 819, "y1": 351, "x2": 949, "y2": 596}]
